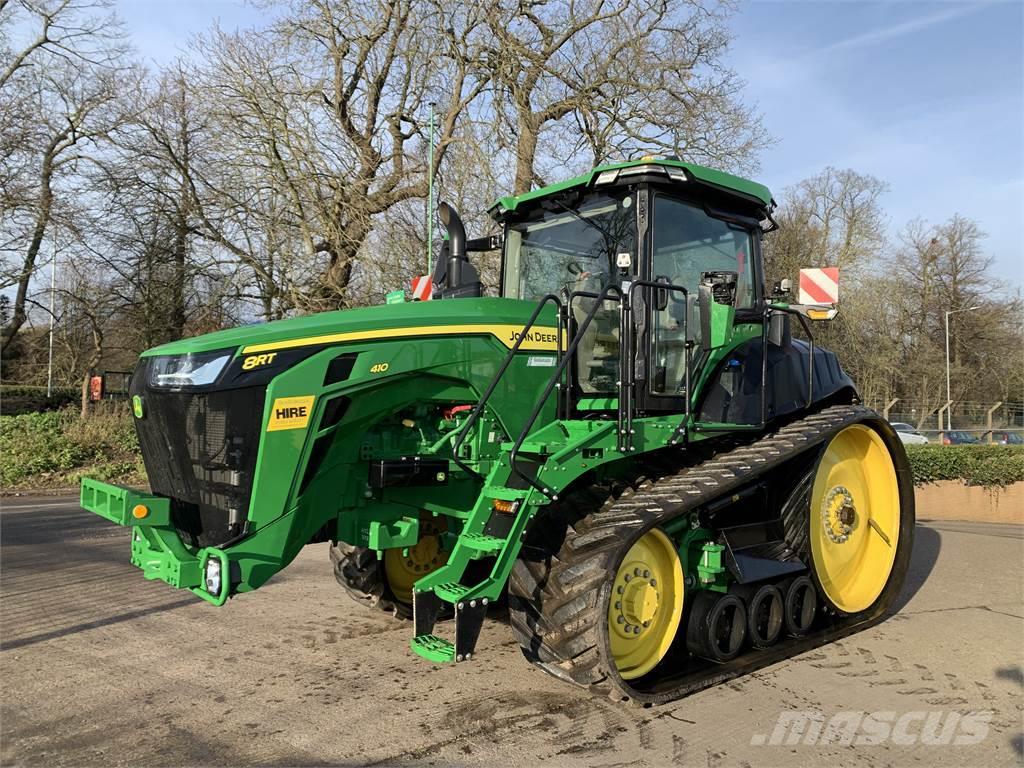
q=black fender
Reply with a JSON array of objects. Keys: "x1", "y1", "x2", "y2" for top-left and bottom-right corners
[{"x1": 697, "y1": 337, "x2": 857, "y2": 425}]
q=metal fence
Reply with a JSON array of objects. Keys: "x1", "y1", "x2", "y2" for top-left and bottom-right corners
[{"x1": 865, "y1": 399, "x2": 1023, "y2": 442}]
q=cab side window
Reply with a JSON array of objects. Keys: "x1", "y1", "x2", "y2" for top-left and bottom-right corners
[{"x1": 649, "y1": 196, "x2": 756, "y2": 395}]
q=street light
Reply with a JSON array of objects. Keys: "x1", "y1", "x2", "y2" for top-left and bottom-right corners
[
  {"x1": 426, "y1": 101, "x2": 436, "y2": 277},
  {"x1": 46, "y1": 241, "x2": 57, "y2": 398},
  {"x1": 944, "y1": 305, "x2": 980, "y2": 430}
]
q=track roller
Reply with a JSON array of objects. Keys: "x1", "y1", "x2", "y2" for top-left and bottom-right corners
[
  {"x1": 739, "y1": 583, "x2": 784, "y2": 648},
  {"x1": 782, "y1": 575, "x2": 817, "y2": 637},
  {"x1": 686, "y1": 591, "x2": 747, "y2": 663}
]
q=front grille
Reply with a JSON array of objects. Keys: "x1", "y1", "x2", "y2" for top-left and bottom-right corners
[{"x1": 131, "y1": 361, "x2": 265, "y2": 548}]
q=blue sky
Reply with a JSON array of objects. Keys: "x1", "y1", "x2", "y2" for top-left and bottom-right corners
[
  {"x1": 117, "y1": 0, "x2": 1023, "y2": 286},
  {"x1": 728, "y1": 0, "x2": 1022, "y2": 286}
]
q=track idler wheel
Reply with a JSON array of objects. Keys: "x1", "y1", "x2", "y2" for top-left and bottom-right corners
[
  {"x1": 686, "y1": 591, "x2": 747, "y2": 663},
  {"x1": 809, "y1": 423, "x2": 904, "y2": 615},
  {"x1": 782, "y1": 575, "x2": 817, "y2": 637},
  {"x1": 742, "y1": 584, "x2": 784, "y2": 648}
]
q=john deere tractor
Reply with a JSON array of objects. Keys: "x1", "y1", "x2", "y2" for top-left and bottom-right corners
[{"x1": 80, "y1": 157, "x2": 914, "y2": 703}]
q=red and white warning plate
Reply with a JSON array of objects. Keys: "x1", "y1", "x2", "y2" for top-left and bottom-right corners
[
  {"x1": 411, "y1": 275, "x2": 433, "y2": 301},
  {"x1": 799, "y1": 267, "x2": 839, "y2": 306}
]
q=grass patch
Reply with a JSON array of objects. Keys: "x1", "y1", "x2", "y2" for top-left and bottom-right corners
[
  {"x1": 0, "y1": 405, "x2": 145, "y2": 491},
  {"x1": 905, "y1": 444, "x2": 1024, "y2": 488}
]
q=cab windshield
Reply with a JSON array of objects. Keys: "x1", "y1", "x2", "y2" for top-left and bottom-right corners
[
  {"x1": 502, "y1": 191, "x2": 635, "y2": 301},
  {"x1": 502, "y1": 191, "x2": 635, "y2": 393}
]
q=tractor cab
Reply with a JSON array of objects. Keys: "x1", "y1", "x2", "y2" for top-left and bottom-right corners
[{"x1": 487, "y1": 158, "x2": 774, "y2": 421}]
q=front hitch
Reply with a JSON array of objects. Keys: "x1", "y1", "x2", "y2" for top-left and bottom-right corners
[
  {"x1": 79, "y1": 478, "x2": 228, "y2": 605},
  {"x1": 81, "y1": 479, "x2": 172, "y2": 527}
]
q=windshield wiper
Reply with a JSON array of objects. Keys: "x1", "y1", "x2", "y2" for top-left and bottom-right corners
[{"x1": 542, "y1": 196, "x2": 622, "y2": 265}]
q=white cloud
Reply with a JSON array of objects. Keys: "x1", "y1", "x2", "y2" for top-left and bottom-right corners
[{"x1": 813, "y1": 3, "x2": 987, "y2": 55}]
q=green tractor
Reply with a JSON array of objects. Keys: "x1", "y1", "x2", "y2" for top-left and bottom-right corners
[{"x1": 80, "y1": 157, "x2": 914, "y2": 703}]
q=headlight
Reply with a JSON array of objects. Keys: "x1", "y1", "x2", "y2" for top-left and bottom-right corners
[
  {"x1": 204, "y1": 558, "x2": 222, "y2": 596},
  {"x1": 149, "y1": 350, "x2": 232, "y2": 388}
]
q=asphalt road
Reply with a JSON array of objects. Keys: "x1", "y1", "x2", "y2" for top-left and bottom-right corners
[{"x1": 1, "y1": 495, "x2": 1021, "y2": 767}]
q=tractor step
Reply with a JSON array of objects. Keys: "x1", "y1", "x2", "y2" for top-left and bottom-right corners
[
  {"x1": 410, "y1": 634, "x2": 455, "y2": 663},
  {"x1": 412, "y1": 590, "x2": 488, "y2": 664},
  {"x1": 460, "y1": 532, "x2": 505, "y2": 554},
  {"x1": 488, "y1": 488, "x2": 530, "y2": 501},
  {"x1": 435, "y1": 581, "x2": 472, "y2": 603}
]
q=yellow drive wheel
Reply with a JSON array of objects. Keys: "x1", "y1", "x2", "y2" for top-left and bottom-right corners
[
  {"x1": 383, "y1": 517, "x2": 449, "y2": 604},
  {"x1": 810, "y1": 423, "x2": 901, "y2": 614},
  {"x1": 607, "y1": 527, "x2": 685, "y2": 680}
]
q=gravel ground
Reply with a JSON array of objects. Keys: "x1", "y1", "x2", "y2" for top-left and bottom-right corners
[{"x1": 1, "y1": 496, "x2": 1021, "y2": 767}]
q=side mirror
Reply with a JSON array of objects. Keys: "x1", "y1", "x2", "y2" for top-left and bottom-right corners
[
  {"x1": 698, "y1": 274, "x2": 736, "y2": 350},
  {"x1": 699, "y1": 270, "x2": 738, "y2": 306}
]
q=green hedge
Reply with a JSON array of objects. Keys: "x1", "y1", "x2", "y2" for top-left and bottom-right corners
[
  {"x1": 2, "y1": 407, "x2": 1020, "y2": 492},
  {"x1": 0, "y1": 407, "x2": 145, "y2": 489},
  {"x1": 1, "y1": 385, "x2": 80, "y2": 415},
  {"x1": 905, "y1": 444, "x2": 1024, "y2": 488}
]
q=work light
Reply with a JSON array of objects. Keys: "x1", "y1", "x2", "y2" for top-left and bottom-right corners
[{"x1": 204, "y1": 558, "x2": 222, "y2": 597}]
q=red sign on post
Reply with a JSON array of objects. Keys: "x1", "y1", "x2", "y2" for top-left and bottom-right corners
[
  {"x1": 799, "y1": 267, "x2": 840, "y2": 305},
  {"x1": 411, "y1": 275, "x2": 433, "y2": 301},
  {"x1": 89, "y1": 375, "x2": 104, "y2": 402}
]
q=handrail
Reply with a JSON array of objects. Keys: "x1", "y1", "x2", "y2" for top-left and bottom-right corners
[
  {"x1": 449, "y1": 293, "x2": 564, "y2": 482},
  {"x1": 510, "y1": 283, "x2": 624, "y2": 500},
  {"x1": 693, "y1": 303, "x2": 817, "y2": 433},
  {"x1": 624, "y1": 279, "x2": 690, "y2": 450}
]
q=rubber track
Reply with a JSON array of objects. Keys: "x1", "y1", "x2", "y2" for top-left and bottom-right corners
[{"x1": 509, "y1": 404, "x2": 886, "y2": 704}]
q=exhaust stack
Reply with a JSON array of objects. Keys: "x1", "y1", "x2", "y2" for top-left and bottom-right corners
[{"x1": 437, "y1": 202, "x2": 482, "y2": 299}]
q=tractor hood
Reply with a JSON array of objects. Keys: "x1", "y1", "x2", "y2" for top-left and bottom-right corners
[{"x1": 141, "y1": 297, "x2": 556, "y2": 358}]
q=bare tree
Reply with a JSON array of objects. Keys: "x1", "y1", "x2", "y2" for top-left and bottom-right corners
[
  {"x1": 466, "y1": 0, "x2": 767, "y2": 194},
  {"x1": 763, "y1": 168, "x2": 1021, "y2": 425},
  {"x1": 187, "y1": 0, "x2": 491, "y2": 310},
  {"x1": 0, "y1": 0, "x2": 129, "y2": 354},
  {"x1": 763, "y1": 167, "x2": 889, "y2": 289}
]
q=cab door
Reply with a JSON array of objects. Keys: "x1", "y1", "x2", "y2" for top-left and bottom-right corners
[{"x1": 633, "y1": 192, "x2": 760, "y2": 414}]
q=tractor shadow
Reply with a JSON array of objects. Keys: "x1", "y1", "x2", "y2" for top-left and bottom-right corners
[
  {"x1": 890, "y1": 523, "x2": 941, "y2": 614},
  {"x1": 995, "y1": 665, "x2": 1023, "y2": 758}
]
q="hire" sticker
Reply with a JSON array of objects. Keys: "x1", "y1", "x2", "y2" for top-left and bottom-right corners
[{"x1": 267, "y1": 396, "x2": 315, "y2": 431}]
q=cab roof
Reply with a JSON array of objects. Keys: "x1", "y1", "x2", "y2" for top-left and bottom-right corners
[{"x1": 489, "y1": 157, "x2": 774, "y2": 218}]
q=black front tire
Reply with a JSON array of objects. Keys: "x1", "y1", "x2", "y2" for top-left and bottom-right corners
[{"x1": 329, "y1": 542, "x2": 412, "y2": 620}]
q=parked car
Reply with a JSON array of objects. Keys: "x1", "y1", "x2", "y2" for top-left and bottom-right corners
[
  {"x1": 939, "y1": 430, "x2": 980, "y2": 445},
  {"x1": 889, "y1": 422, "x2": 930, "y2": 445},
  {"x1": 986, "y1": 430, "x2": 1024, "y2": 445}
]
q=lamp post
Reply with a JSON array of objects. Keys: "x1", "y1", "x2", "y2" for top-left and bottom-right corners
[
  {"x1": 426, "y1": 101, "x2": 436, "y2": 276},
  {"x1": 944, "y1": 305, "x2": 980, "y2": 430},
  {"x1": 46, "y1": 242, "x2": 57, "y2": 398}
]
